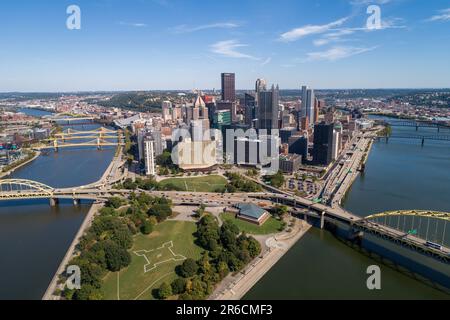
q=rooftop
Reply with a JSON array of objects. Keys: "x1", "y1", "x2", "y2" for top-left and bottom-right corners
[{"x1": 236, "y1": 203, "x2": 267, "y2": 220}]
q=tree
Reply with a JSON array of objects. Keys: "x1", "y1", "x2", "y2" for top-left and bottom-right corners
[
  {"x1": 106, "y1": 197, "x2": 124, "y2": 209},
  {"x1": 102, "y1": 240, "x2": 131, "y2": 272},
  {"x1": 217, "y1": 261, "x2": 230, "y2": 280},
  {"x1": 72, "y1": 285, "x2": 103, "y2": 301},
  {"x1": 197, "y1": 219, "x2": 220, "y2": 251},
  {"x1": 171, "y1": 278, "x2": 187, "y2": 295},
  {"x1": 247, "y1": 237, "x2": 262, "y2": 259},
  {"x1": 156, "y1": 282, "x2": 173, "y2": 300},
  {"x1": 110, "y1": 225, "x2": 133, "y2": 249},
  {"x1": 179, "y1": 258, "x2": 198, "y2": 278},
  {"x1": 123, "y1": 178, "x2": 138, "y2": 190},
  {"x1": 98, "y1": 207, "x2": 117, "y2": 217},
  {"x1": 221, "y1": 220, "x2": 239, "y2": 237},
  {"x1": 141, "y1": 220, "x2": 154, "y2": 235},
  {"x1": 136, "y1": 192, "x2": 154, "y2": 208},
  {"x1": 266, "y1": 171, "x2": 285, "y2": 188},
  {"x1": 273, "y1": 205, "x2": 289, "y2": 218},
  {"x1": 148, "y1": 204, "x2": 172, "y2": 222}
]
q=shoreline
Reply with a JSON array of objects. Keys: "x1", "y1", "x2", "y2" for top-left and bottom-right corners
[
  {"x1": 0, "y1": 150, "x2": 41, "y2": 179},
  {"x1": 42, "y1": 202, "x2": 103, "y2": 300},
  {"x1": 210, "y1": 219, "x2": 312, "y2": 300}
]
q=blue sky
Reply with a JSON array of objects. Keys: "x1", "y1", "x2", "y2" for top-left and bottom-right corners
[{"x1": 0, "y1": 0, "x2": 449, "y2": 92}]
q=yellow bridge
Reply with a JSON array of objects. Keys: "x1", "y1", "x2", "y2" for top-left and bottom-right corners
[{"x1": 36, "y1": 127, "x2": 124, "y2": 151}]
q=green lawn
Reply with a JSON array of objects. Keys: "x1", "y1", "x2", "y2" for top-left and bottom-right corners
[
  {"x1": 220, "y1": 212, "x2": 285, "y2": 235},
  {"x1": 102, "y1": 221, "x2": 203, "y2": 300},
  {"x1": 159, "y1": 175, "x2": 227, "y2": 192}
]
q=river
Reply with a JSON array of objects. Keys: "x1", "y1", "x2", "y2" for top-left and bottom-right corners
[
  {"x1": 16, "y1": 107, "x2": 54, "y2": 118},
  {"x1": 245, "y1": 116, "x2": 450, "y2": 300},
  {"x1": 0, "y1": 122, "x2": 115, "y2": 300}
]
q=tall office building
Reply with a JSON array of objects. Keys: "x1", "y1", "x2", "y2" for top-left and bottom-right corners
[
  {"x1": 244, "y1": 93, "x2": 256, "y2": 127},
  {"x1": 289, "y1": 135, "x2": 308, "y2": 162},
  {"x1": 300, "y1": 85, "x2": 315, "y2": 127},
  {"x1": 255, "y1": 78, "x2": 267, "y2": 106},
  {"x1": 332, "y1": 130, "x2": 341, "y2": 161},
  {"x1": 312, "y1": 122, "x2": 334, "y2": 165},
  {"x1": 162, "y1": 101, "x2": 172, "y2": 122},
  {"x1": 221, "y1": 73, "x2": 236, "y2": 102},
  {"x1": 144, "y1": 137, "x2": 156, "y2": 176},
  {"x1": 258, "y1": 84, "x2": 280, "y2": 131},
  {"x1": 314, "y1": 98, "x2": 319, "y2": 124}
]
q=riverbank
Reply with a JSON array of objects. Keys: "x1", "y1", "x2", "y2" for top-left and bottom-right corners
[
  {"x1": 210, "y1": 219, "x2": 312, "y2": 300},
  {"x1": 0, "y1": 150, "x2": 41, "y2": 179},
  {"x1": 42, "y1": 201, "x2": 103, "y2": 300}
]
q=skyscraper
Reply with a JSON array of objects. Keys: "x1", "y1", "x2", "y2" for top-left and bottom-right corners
[
  {"x1": 255, "y1": 78, "x2": 267, "y2": 106},
  {"x1": 312, "y1": 122, "x2": 334, "y2": 165},
  {"x1": 244, "y1": 93, "x2": 256, "y2": 127},
  {"x1": 300, "y1": 85, "x2": 315, "y2": 127},
  {"x1": 144, "y1": 137, "x2": 156, "y2": 176},
  {"x1": 257, "y1": 84, "x2": 280, "y2": 131},
  {"x1": 221, "y1": 73, "x2": 235, "y2": 102}
]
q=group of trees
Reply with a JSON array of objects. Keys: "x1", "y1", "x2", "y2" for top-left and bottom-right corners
[
  {"x1": 156, "y1": 150, "x2": 181, "y2": 175},
  {"x1": 264, "y1": 170, "x2": 285, "y2": 188},
  {"x1": 95, "y1": 93, "x2": 163, "y2": 113},
  {"x1": 155, "y1": 215, "x2": 261, "y2": 300},
  {"x1": 116, "y1": 177, "x2": 184, "y2": 192},
  {"x1": 63, "y1": 193, "x2": 172, "y2": 300},
  {"x1": 63, "y1": 214, "x2": 133, "y2": 300},
  {"x1": 223, "y1": 172, "x2": 263, "y2": 193}
]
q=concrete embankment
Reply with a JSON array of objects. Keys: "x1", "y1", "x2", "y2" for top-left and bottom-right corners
[
  {"x1": 211, "y1": 220, "x2": 312, "y2": 300},
  {"x1": 42, "y1": 202, "x2": 103, "y2": 300}
]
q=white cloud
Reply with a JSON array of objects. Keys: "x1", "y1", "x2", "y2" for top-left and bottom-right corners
[
  {"x1": 210, "y1": 40, "x2": 259, "y2": 60},
  {"x1": 312, "y1": 17, "x2": 405, "y2": 47},
  {"x1": 119, "y1": 22, "x2": 147, "y2": 27},
  {"x1": 171, "y1": 22, "x2": 240, "y2": 33},
  {"x1": 280, "y1": 17, "x2": 348, "y2": 42},
  {"x1": 314, "y1": 29, "x2": 356, "y2": 46},
  {"x1": 261, "y1": 57, "x2": 272, "y2": 66},
  {"x1": 303, "y1": 46, "x2": 378, "y2": 62},
  {"x1": 426, "y1": 8, "x2": 450, "y2": 22},
  {"x1": 350, "y1": 0, "x2": 393, "y2": 5}
]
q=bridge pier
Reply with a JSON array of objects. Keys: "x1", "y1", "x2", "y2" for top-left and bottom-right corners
[
  {"x1": 49, "y1": 198, "x2": 59, "y2": 207},
  {"x1": 73, "y1": 199, "x2": 80, "y2": 206},
  {"x1": 320, "y1": 211, "x2": 325, "y2": 230},
  {"x1": 422, "y1": 138, "x2": 425, "y2": 147}
]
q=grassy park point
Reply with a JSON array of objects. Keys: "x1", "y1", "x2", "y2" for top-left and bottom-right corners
[
  {"x1": 102, "y1": 221, "x2": 203, "y2": 300},
  {"x1": 159, "y1": 175, "x2": 227, "y2": 192},
  {"x1": 220, "y1": 212, "x2": 285, "y2": 235}
]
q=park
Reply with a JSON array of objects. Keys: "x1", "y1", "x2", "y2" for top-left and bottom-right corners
[{"x1": 102, "y1": 221, "x2": 203, "y2": 300}]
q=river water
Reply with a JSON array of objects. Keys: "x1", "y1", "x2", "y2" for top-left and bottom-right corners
[
  {"x1": 245, "y1": 117, "x2": 450, "y2": 300},
  {"x1": 16, "y1": 107, "x2": 54, "y2": 118},
  {"x1": 0, "y1": 116, "x2": 115, "y2": 300}
]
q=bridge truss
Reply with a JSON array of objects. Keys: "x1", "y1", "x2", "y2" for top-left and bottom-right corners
[
  {"x1": 38, "y1": 127, "x2": 123, "y2": 150},
  {"x1": 0, "y1": 179, "x2": 54, "y2": 200},
  {"x1": 354, "y1": 210, "x2": 450, "y2": 262}
]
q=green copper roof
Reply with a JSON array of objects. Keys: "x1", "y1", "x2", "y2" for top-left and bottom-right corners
[{"x1": 236, "y1": 203, "x2": 266, "y2": 219}]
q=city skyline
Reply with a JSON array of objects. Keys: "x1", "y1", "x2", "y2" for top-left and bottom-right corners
[{"x1": 0, "y1": 0, "x2": 450, "y2": 92}]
